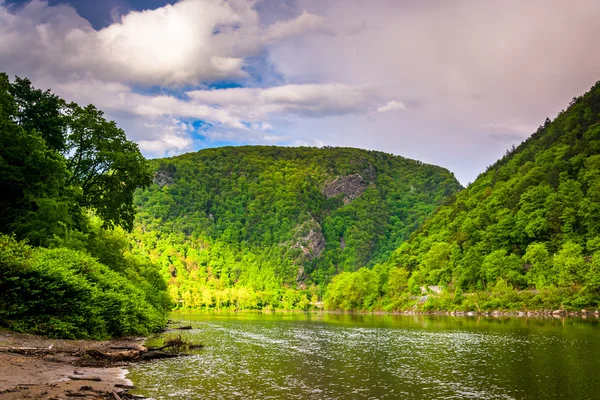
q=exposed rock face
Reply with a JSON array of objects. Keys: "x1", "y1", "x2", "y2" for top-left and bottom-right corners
[
  {"x1": 289, "y1": 218, "x2": 326, "y2": 288},
  {"x1": 154, "y1": 165, "x2": 175, "y2": 187},
  {"x1": 322, "y1": 173, "x2": 369, "y2": 204},
  {"x1": 291, "y1": 219, "x2": 326, "y2": 261}
]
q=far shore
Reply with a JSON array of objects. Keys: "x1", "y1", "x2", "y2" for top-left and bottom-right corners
[{"x1": 170, "y1": 308, "x2": 600, "y2": 318}]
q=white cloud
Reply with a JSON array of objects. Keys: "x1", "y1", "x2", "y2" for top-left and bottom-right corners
[
  {"x1": 0, "y1": 0, "x2": 324, "y2": 86},
  {"x1": 265, "y1": 10, "x2": 324, "y2": 41},
  {"x1": 0, "y1": 0, "x2": 382, "y2": 159},
  {"x1": 136, "y1": 119, "x2": 194, "y2": 157},
  {"x1": 268, "y1": 0, "x2": 600, "y2": 183},
  {"x1": 187, "y1": 83, "x2": 375, "y2": 117},
  {"x1": 39, "y1": 76, "x2": 383, "y2": 155},
  {"x1": 51, "y1": 77, "x2": 377, "y2": 125},
  {"x1": 377, "y1": 100, "x2": 406, "y2": 113},
  {"x1": 3, "y1": 0, "x2": 596, "y2": 185}
]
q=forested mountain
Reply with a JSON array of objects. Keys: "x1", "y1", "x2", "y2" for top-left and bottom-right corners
[
  {"x1": 131, "y1": 147, "x2": 461, "y2": 310},
  {"x1": 4, "y1": 71, "x2": 599, "y2": 331},
  {"x1": 326, "y1": 81, "x2": 600, "y2": 311},
  {"x1": 0, "y1": 73, "x2": 170, "y2": 338}
]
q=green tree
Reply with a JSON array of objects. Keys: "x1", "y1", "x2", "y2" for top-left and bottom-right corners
[
  {"x1": 65, "y1": 104, "x2": 152, "y2": 231},
  {"x1": 523, "y1": 243, "x2": 552, "y2": 289},
  {"x1": 553, "y1": 242, "x2": 587, "y2": 288},
  {"x1": 0, "y1": 73, "x2": 74, "y2": 245},
  {"x1": 9, "y1": 76, "x2": 67, "y2": 151}
]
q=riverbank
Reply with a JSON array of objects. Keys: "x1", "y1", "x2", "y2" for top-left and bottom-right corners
[
  {"x1": 373, "y1": 309, "x2": 600, "y2": 317},
  {"x1": 0, "y1": 329, "x2": 142, "y2": 400},
  {"x1": 171, "y1": 307, "x2": 600, "y2": 318}
]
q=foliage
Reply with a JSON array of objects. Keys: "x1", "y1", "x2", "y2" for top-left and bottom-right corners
[
  {"x1": 0, "y1": 73, "x2": 151, "y2": 242},
  {"x1": 0, "y1": 235, "x2": 167, "y2": 339},
  {"x1": 65, "y1": 103, "x2": 152, "y2": 231},
  {"x1": 323, "y1": 81, "x2": 600, "y2": 311},
  {"x1": 0, "y1": 73, "x2": 169, "y2": 338},
  {"x1": 131, "y1": 146, "x2": 461, "y2": 310}
]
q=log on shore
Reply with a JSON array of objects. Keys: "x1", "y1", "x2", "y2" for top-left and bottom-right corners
[{"x1": 67, "y1": 375, "x2": 103, "y2": 382}]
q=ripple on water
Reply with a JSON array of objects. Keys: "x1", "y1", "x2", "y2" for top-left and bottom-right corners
[{"x1": 130, "y1": 315, "x2": 600, "y2": 400}]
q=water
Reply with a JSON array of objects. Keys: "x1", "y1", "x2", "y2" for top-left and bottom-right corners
[{"x1": 129, "y1": 313, "x2": 600, "y2": 399}]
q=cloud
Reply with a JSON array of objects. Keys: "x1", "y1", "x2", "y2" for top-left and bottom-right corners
[
  {"x1": 41, "y1": 77, "x2": 382, "y2": 152},
  {"x1": 53, "y1": 78, "x2": 376, "y2": 124},
  {"x1": 136, "y1": 119, "x2": 195, "y2": 157},
  {"x1": 480, "y1": 121, "x2": 537, "y2": 143},
  {"x1": 268, "y1": 0, "x2": 600, "y2": 183},
  {"x1": 0, "y1": 0, "x2": 324, "y2": 86},
  {"x1": 3, "y1": 0, "x2": 600, "y2": 185},
  {"x1": 0, "y1": 1, "x2": 381, "y2": 157},
  {"x1": 265, "y1": 10, "x2": 324, "y2": 41},
  {"x1": 186, "y1": 83, "x2": 377, "y2": 118},
  {"x1": 377, "y1": 100, "x2": 406, "y2": 113}
]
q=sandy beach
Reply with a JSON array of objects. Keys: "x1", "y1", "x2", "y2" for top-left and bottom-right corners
[{"x1": 0, "y1": 329, "x2": 143, "y2": 400}]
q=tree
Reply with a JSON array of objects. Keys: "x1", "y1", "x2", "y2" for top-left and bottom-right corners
[
  {"x1": 2, "y1": 73, "x2": 152, "y2": 240},
  {"x1": 0, "y1": 73, "x2": 74, "y2": 244},
  {"x1": 64, "y1": 103, "x2": 152, "y2": 231},
  {"x1": 553, "y1": 242, "x2": 587, "y2": 288},
  {"x1": 9, "y1": 76, "x2": 67, "y2": 152},
  {"x1": 523, "y1": 242, "x2": 552, "y2": 289}
]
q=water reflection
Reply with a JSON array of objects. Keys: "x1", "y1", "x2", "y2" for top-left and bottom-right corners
[{"x1": 130, "y1": 313, "x2": 600, "y2": 400}]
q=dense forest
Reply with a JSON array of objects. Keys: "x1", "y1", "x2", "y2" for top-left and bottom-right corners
[
  {"x1": 325, "y1": 81, "x2": 600, "y2": 312},
  {"x1": 131, "y1": 147, "x2": 461, "y2": 310},
  {"x1": 3, "y1": 71, "x2": 600, "y2": 340},
  {"x1": 0, "y1": 73, "x2": 171, "y2": 338}
]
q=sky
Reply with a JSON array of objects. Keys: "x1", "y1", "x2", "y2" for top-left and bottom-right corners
[{"x1": 1, "y1": 0, "x2": 600, "y2": 184}]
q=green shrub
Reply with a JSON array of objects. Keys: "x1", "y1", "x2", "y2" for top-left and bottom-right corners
[{"x1": 0, "y1": 235, "x2": 167, "y2": 339}]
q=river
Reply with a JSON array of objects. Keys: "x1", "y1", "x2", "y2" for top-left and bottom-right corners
[{"x1": 129, "y1": 313, "x2": 599, "y2": 399}]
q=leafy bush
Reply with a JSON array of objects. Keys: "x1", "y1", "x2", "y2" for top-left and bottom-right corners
[{"x1": 0, "y1": 235, "x2": 167, "y2": 339}]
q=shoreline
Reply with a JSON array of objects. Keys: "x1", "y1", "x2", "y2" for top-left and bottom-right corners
[
  {"x1": 171, "y1": 308, "x2": 600, "y2": 318},
  {"x1": 0, "y1": 330, "x2": 143, "y2": 400}
]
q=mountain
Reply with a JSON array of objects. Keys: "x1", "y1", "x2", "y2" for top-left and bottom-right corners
[
  {"x1": 325, "y1": 81, "x2": 600, "y2": 311},
  {"x1": 131, "y1": 146, "x2": 461, "y2": 310}
]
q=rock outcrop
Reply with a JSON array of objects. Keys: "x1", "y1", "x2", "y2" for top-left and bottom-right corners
[
  {"x1": 154, "y1": 165, "x2": 176, "y2": 187},
  {"x1": 289, "y1": 218, "x2": 326, "y2": 288},
  {"x1": 322, "y1": 173, "x2": 369, "y2": 204},
  {"x1": 290, "y1": 219, "x2": 326, "y2": 261}
]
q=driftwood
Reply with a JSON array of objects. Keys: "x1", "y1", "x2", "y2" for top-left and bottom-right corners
[
  {"x1": 0, "y1": 346, "x2": 80, "y2": 356},
  {"x1": 147, "y1": 343, "x2": 178, "y2": 351},
  {"x1": 109, "y1": 345, "x2": 147, "y2": 352},
  {"x1": 68, "y1": 375, "x2": 102, "y2": 382},
  {"x1": 86, "y1": 349, "x2": 141, "y2": 362},
  {"x1": 85, "y1": 348, "x2": 183, "y2": 362},
  {"x1": 1, "y1": 339, "x2": 198, "y2": 365},
  {"x1": 146, "y1": 334, "x2": 201, "y2": 352},
  {"x1": 114, "y1": 384, "x2": 135, "y2": 390},
  {"x1": 0, "y1": 346, "x2": 50, "y2": 355}
]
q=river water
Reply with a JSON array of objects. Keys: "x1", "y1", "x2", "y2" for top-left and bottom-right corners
[{"x1": 129, "y1": 313, "x2": 599, "y2": 399}]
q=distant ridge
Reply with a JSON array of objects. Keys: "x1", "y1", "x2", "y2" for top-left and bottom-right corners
[{"x1": 132, "y1": 146, "x2": 461, "y2": 310}]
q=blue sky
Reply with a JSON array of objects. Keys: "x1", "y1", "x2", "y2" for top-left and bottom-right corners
[
  {"x1": 2, "y1": 0, "x2": 600, "y2": 184},
  {"x1": 7, "y1": 0, "x2": 179, "y2": 28}
]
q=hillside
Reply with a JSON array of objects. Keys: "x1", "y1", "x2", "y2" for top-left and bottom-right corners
[
  {"x1": 325, "y1": 81, "x2": 600, "y2": 311},
  {"x1": 131, "y1": 146, "x2": 461, "y2": 310}
]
